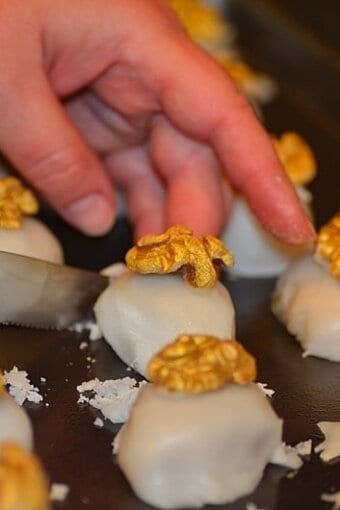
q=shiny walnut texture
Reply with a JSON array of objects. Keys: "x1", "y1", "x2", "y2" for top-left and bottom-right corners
[
  {"x1": 316, "y1": 213, "x2": 340, "y2": 279},
  {"x1": 0, "y1": 443, "x2": 49, "y2": 510},
  {"x1": 0, "y1": 177, "x2": 39, "y2": 229},
  {"x1": 126, "y1": 226, "x2": 234, "y2": 288},
  {"x1": 148, "y1": 334, "x2": 256, "y2": 393},
  {"x1": 272, "y1": 132, "x2": 317, "y2": 186}
]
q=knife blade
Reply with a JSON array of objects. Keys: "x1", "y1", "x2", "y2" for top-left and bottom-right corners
[{"x1": 0, "y1": 251, "x2": 110, "y2": 329}]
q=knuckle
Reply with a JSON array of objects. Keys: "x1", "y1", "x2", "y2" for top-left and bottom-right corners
[{"x1": 25, "y1": 145, "x2": 93, "y2": 206}]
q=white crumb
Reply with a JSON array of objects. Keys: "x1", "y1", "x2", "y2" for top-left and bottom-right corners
[
  {"x1": 321, "y1": 492, "x2": 340, "y2": 510},
  {"x1": 270, "y1": 442, "x2": 303, "y2": 470},
  {"x1": 315, "y1": 422, "x2": 340, "y2": 463},
  {"x1": 69, "y1": 319, "x2": 102, "y2": 341},
  {"x1": 257, "y1": 382, "x2": 275, "y2": 398},
  {"x1": 88, "y1": 321, "x2": 102, "y2": 341},
  {"x1": 112, "y1": 426, "x2": 124, "y2": 455},
  {"x1": 40, "y1": 377, "x2": 46, "y2": 383},
  {"x1": 49, "y1": 483, "x2": 70, "y2": 502},
  {"x1": 286, "y1": 470, "x2": 298, "y2": 479},
  {"x1": 77, "y1": 377, "x2": 147, "y2": 424},
  {"x1": 94, "y1": 417, "x2": 104, "y2": 428},
  {"x1": 294, "y1": 439, "x2": 312, "y2": 457},
  {"x1": 126, "y1": 366, "x2": 132, "y2": 372},
  {"x1": 246, "y1": 503, "x2": 264, "y2": 510},
  {"x1": 4, "y1": 367, "x2": 43, "y2": 406},
  {"x1": 79, "y1": 341, "x2": 88, "y2": 350},
  {"x1": 100, "y1": 262, "x2": 128, "y2": 279}
]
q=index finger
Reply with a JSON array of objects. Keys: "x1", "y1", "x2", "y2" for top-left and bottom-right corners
[{"x1": 148, "y1": 37, "x2": 315, "y2": 244}]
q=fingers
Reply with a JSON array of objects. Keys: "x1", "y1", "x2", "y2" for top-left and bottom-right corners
[
  {"x1": 147, "y1": 38, "x2": 314, "y2": 243},
  {"x1": 150, "y1": 117, "x2": 228, "y2": 236},
  {"x1": 0, "y1": 73, "x2": 115, "y2": 235},
  {"x1": 104, "y1": 145, "x2": 165, "y2": 240}
]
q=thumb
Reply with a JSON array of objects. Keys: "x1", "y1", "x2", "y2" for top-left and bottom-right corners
[{"x1": 0, "y1": 73, "x2": 115, "y2": 235}]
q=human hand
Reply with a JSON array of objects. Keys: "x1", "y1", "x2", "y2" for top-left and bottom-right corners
[{"x1": 0, "y1": 0, "x2": 314, "y2": 242}]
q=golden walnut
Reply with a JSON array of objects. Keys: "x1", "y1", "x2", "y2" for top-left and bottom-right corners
[
  {"x1": 126, "y1": 226, "x2": 234, "y2": 288},
  {"x1": 0, "y1": 443, "x2": 49, "y2": 510},
  {"x1": 315, "y1": 213, "x2": 340, "y2": 279},
  {"x1": 148, "y1": 334, "x2": 256, "y2": 393},
  {"x1": 0, "y1": 177, "x2": 39, "y2": 229},
  {"x1": 0, "y1": 373, "x2": 5, "y2": 398},
  {"x1": 272, "y1": 132, "x2": 317, "y2": 186},
  {"x1": 167, "y1": 0, "x2": 227, "y2": 46}
]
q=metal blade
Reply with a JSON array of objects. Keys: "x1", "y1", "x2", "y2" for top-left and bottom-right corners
[{"x1": 0, "y1": 251, "x2": 109, "y2": 329}]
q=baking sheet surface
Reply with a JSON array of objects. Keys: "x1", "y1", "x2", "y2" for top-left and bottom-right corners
[{"x1": 1, "y1": 1, "x2": 340, "y2": 508}]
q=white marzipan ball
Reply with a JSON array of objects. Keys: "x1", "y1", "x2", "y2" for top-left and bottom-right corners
[
  {"x1": 222, "y1": 189, "x2": 312, "y2": 278},
  {"x1": 0, "y1": 217, "x2": 63, "y2": 264},
  {"x1": 94, "y1": 271, "x2": 235, "y2": 377},
  {"x1": 272, "y1": 253, "x2": 340, "y2": 361},
  {"x1": 117, "y1": 383, "x2": 282, "y2": 509}
]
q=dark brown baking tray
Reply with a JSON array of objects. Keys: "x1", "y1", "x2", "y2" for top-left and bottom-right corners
[{"x1": 1, "y1": 1, "x2": 340, "y2": 509}]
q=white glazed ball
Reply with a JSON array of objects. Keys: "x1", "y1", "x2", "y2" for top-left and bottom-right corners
[
  {"x1": 0, "y1": 394, "x2": 33, "y2": 451},
  {"x1": 222, "y1": 190, "x2": 312, "y2": 278},
  {"x1": 0, "y1": 217, "x2": 63, "y2": 264},
  {"x1": 272, "y1": 253, "x2": 340, "y2": 361},
  {"x1": 94, "y1": 271, "x2": 235, "y2": 377},
  {"x1": 117, "y1": 383, "x2": 282, "y2": 509}
]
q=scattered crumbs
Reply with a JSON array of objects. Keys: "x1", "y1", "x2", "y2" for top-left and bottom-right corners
[
  {"x1": 77, "y1": 377, "x2": 147, "y2": 424},
  {"x1": 246, "y1": 503, "x2": 264, "y2": 510},
  {"x1": 49, "y1": 483, "x2": 70, "y2": 502},
  {"x1": 86, "y1": 365, "x2": 91, "y2": 370},
  {"x1": 315, "y1": 422, "x2": 340, "y2": 463},
  {"x1": 45, "y1": 403, "x2": 50, "y2": 407},
  {"x1": 69, "y1": 319, "x2": 102, "y2": 341},
  {"x1": 4, "y1": 366, "x2": 43, "y2": 406},
  {"x1": 321, "y1": 492, "x2": 340, "y2": 510},
  {"x1": 65, "y1": 378, "x2": 69, "y2": 383},
  {"x1": 257, "y1": 382, "x2": 275, "y2": 398},
  {"x1": 68, "y1": 362, "x2": 74, "y2": 367},
  {"x1": 79, "y1": 341, "x2": 88, "y2": 350},
  {"x1": 86, "y1": 356, "x2": 92, "y2": 362},
  {"x1": 270, "y1": 442, "x2": 303, "y2": 470},
  {"x1": 94, "y1": 417, "x2": 104, "y2": 428},
  {"x1": 40, "y1": 377, "x2": 46, "y2": 383},
  {"x1": 294, "y1": 439, "x2": 312, "y2": 457},
  {"x1": 126, "y1": 366, "x2": 132, "y2": 372}
]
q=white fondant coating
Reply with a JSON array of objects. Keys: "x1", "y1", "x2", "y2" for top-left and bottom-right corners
[
  {"x1": 222, "y1": 190, "x2": 312, "y2": 278},
  {"x1": 117, "y1": 383, "x2": 282, "y2": 509},
  {"x1": 0, "y1": 394, "x2": 33, "y2": 451},
  {"x1": 272, "y1": 254, "x2": 340, "y2": 361},
  {"x1": 94, "y1": 271, "x2": 235, "y2": 376},
  {"x1": 0, "y1": 217, "x2": 63, "y2": 264}
]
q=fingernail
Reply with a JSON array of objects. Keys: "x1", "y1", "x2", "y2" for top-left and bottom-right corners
[{"x1": 62, "y1": 193, "x2": 115, "y2": 235}]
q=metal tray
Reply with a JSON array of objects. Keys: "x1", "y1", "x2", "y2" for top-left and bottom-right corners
[{"x1": 0, "y1": 1, "x2": 339, "y2": 508}]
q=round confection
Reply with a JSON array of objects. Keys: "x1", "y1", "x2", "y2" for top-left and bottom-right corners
[
  {"x1": 0, "y1": 217, "x2": 63, "y2": 264},
  {"x1": 117, "y1": 383, "x2": 282, "y2": 509},
  {"x1": 94, "y1": 271, "x2": 235, "y2": 377},
  {"x1": 222, "y1": 191, "x2": 312, "y2": 278},
  {"x1": 0, "y1": 394, "x2": 33, "y2": 451},
  {"x1": 272, "y1": 253, "x2": 340, "y2": 361}
]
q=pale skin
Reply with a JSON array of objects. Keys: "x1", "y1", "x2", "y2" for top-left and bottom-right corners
[{"x1": 0, "y1": 0, "x2": 314, "y2": 242}]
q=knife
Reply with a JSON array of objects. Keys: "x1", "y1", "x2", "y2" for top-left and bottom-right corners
[{"x1": 0, "y1": 251, "x2": 110, "y2": 329}]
